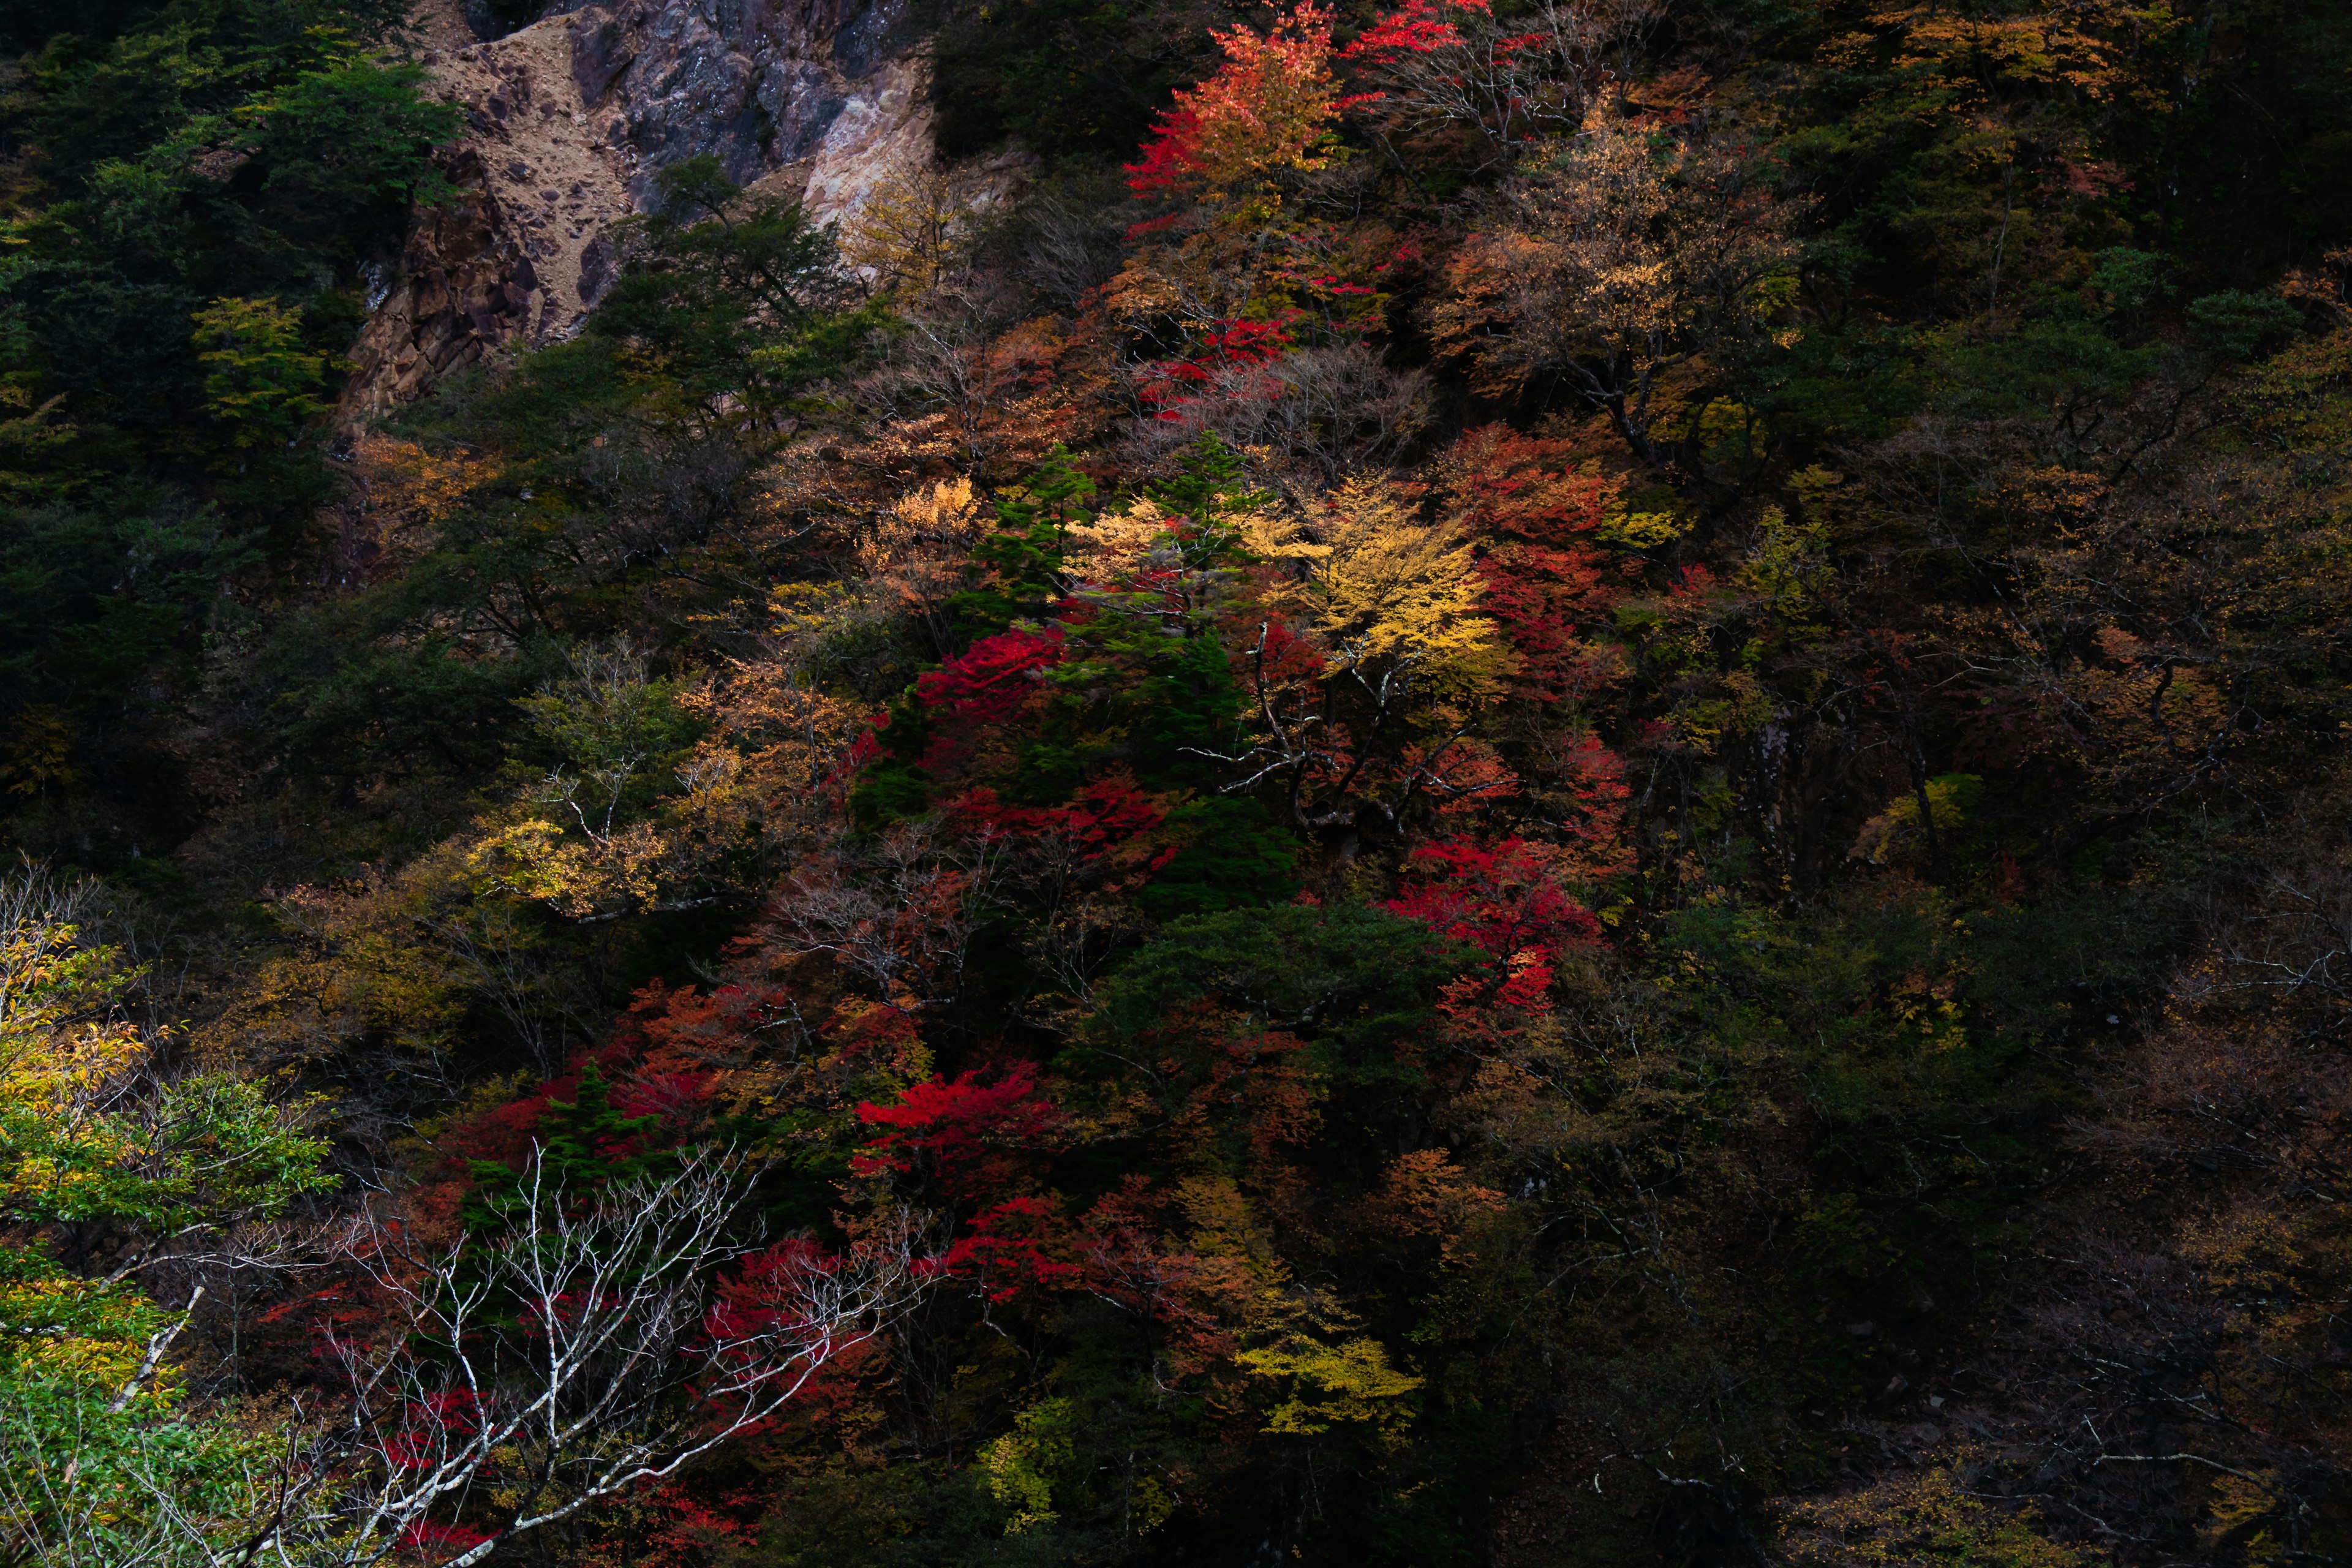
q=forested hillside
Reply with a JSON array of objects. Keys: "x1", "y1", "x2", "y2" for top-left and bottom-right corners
[{"x1": 3, "y1": 0, "x2": 2350, "y2": 1563}]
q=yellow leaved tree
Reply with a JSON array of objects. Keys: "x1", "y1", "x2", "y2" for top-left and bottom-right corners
[
  {"x1": 1248, "y1": 476, "x2": 1513, "y2": 700},
  {"x1": 1, "y1": 869, "x2": 326, "y2": 1561},
  {"x1": 1202, "y1": 478, "x2": 1517, "y2": 830}
]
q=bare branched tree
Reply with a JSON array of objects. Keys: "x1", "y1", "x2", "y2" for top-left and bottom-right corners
[
  {"x1": 769, "y1": 822, "x2": 1000, "y2": 1006},
  {"x1": 1349, "y1": 0, "x2": 1664, "y2": 170},
  {"x1": 286, "y1": 1148, "x2": 927, "y2": 1567},
  {"x1": 2, "y1": 1150, "x2": 931, "y2": 1568},
  {"x1": 1125, "y1": 343, "x2": 1432, "y2": 483}
]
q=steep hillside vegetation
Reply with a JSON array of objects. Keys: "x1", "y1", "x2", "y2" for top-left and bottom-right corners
[{"x1": 3, "y1": 1, "x2": 2351, "y2": 1564}]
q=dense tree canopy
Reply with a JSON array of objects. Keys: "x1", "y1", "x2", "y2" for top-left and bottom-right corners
[{"x1": 4, "y1": 0, "x2": 2352, "y2": 1565}]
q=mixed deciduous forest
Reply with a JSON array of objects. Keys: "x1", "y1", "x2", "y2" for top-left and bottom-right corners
[{"x1": 2, "y1": 0, "x2": 2350, "y2": 1562}]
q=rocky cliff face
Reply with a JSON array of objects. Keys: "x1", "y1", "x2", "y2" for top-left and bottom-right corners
[{"x1": 343, "y1": 0, "x2": 935, "y2": 418}]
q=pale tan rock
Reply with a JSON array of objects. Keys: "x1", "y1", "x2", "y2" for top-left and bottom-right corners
[
  {"x1": 801, "y1": 56, "x2": 934, "y2": 232},
  {"x1": 344, "y1": 0, "x2": 947, "y2": 422}
]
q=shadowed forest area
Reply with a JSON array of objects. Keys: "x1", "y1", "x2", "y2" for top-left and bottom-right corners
[{"x1": 2, "y1": 0, "x2": 2351, "y2": 1563}]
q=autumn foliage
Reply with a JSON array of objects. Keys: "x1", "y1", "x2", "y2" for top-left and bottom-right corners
[
  {"x1": 11, "y1": 0, "x2": 2352, "y2": 1566},
  {"x1": 1125, "y1": 2, "x2": 1355, "y2": 198}
]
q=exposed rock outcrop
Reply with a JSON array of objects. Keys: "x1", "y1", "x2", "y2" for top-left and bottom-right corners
[
  {"x1": 343, "y1": 146, "x2": 541, "y2": 413},
  {"x1": 342, "y1": 0, "x2": 940, "y2": 420}
]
